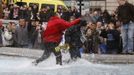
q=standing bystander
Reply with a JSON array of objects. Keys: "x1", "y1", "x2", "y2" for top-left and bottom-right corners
[{"x1": 116, "y1": 0, "x2": 134, "y2": 54}]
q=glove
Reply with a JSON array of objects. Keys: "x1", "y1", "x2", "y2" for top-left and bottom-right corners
[
  {"x1": 55, "y1": 44, "x2": 70, "y2": 52},
  {"x1": 55, "y1": 46, "x2": 61, "y2": 52}
]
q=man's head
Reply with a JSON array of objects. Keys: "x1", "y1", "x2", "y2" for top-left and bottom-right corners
[
  {"x1": 49, "y1": 12, "x2": 61, "y2": 18},
  {"x1": 117, "y1": 0, "x2": 127, "y2": 5},
  {"x1": 19, "y1": 19, "x2": 26, "y2": 27}
]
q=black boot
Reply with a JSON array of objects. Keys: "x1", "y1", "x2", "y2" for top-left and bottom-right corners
[{"x1": 56, "y1": 55, "x2": 62, "y2": 65}]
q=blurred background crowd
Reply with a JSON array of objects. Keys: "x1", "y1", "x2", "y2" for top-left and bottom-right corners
[{"x1": 0, "y1": 0, "x2": 133, "y2": 55}]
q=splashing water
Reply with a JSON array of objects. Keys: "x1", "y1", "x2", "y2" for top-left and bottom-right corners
[{"x1": 0, "y1": 53, "x2": 134, "y2": 75}]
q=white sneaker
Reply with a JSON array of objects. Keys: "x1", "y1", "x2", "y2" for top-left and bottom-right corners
[{"x1": 32, "y1": 61, "x2": 38, "y2": 66}]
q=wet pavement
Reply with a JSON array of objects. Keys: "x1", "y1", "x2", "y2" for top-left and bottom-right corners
[{"x1": 0, "y1": 47, "x2": 134, "y2": 64}]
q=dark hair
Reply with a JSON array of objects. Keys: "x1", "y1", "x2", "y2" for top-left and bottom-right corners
[
  {"x1": 19, "y1": 18, "x2": 26, "y2": 21},
  {"x1": 50, "y1": 11, "x2": 57, "y2": 17},
  {"x1": 47, "y1": 10, "x2": 57, "y2": 19}
]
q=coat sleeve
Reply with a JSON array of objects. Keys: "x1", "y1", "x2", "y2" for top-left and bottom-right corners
[
  {"x1": 130, "y1": 4, "x2": 134, "y2": 21},
  {"x1": 59, "y1": 18, "x2": 81, "y2": 29}
]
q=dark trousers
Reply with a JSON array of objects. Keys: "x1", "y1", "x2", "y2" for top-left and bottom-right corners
[
  {"x1": 69, "y1": 46, "x2": 81, "y2": 59},
  {"x1": 36, "y1": 42, "x2": 62, "y2": 65}
]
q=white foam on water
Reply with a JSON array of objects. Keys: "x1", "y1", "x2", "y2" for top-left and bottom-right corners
[{"x1": 0, "y1": 53, "x2": 119, "y2": 73}]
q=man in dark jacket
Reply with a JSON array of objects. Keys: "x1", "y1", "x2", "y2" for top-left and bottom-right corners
[
  {"x1": 32, "y1": 12, "x2": 80, "y2": 65},
  {"x1": 65, "y1": 20, "x2": 87, "y2": 60},
  {"x1": 39, "y1": 8, "x2": 47, "y2": 23},
  {"x1": 116, "y1": 0, "x2": 134, "y2": 54}
]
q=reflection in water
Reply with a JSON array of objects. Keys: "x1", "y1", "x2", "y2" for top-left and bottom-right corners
[{"x1": 0, "y1": 54, "x2": 134, "y2": 75}]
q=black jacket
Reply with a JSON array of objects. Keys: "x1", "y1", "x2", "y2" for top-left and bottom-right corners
[
  {"x1": 65, "y1": 25, "x2": 82, "y2": 47},
  {"x1": 117, "y1": 2, "x2": 134, "y2": 24}
]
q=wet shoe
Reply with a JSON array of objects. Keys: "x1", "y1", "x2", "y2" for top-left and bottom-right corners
[
  {"x1": 56, "y1": 61, "x2": 62, "y2": 65},
  {"x1": 60, "y1": 62, "x2": 62, "y2": 65},
  {"x1": 32, "y1": 61, "x2": 38, "y2": 66},
  {"x1": 72, "y1": 57, "x2": 77, "y2": 61}
]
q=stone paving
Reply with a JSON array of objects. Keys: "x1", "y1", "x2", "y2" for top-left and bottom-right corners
[
  {"x1": 84, "y1": 54, "x2": 134, "y2": 64},
  {"x1": 0, "y1": 47, "x2": 43, "y2": 58}
]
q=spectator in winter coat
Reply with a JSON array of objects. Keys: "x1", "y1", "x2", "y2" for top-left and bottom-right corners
[
  {"x1": 65, "y1": 18, "x2": 87, "y2": 60},
  {"x1": 28, "y1": 20, "x2": 42, "y2": 49},
  {"x1": 14, "y1": 18, "x2": 29, "y2": 48},
  {"x1": 27, "y1": 20, "x2": 38, "y2": 48},
  {"x1": 97, "y1": 10, "x2": 111, "y2": 25},
  {"x1": 106, "y1": 23, "x2": 120, "y2": 54},
  {"x1": 61, "y1": 8, "x2": 72, "y2": 21},
  {"x1": 26, "y1": 7, "x2": 33, "y2": 21},
  {"x1": 18, "y1": 6, "x2": 27, "y2": 19},
  {"x1": 31, "y1": 4, "x2": 38, "y2": 20},
  {"x1": 9, "y1": 5, "x2": 19, "y2": 20},
  {"x1": 85, "y1": 23, "x2": 100, "y2": 53},
  {"x1": 3, "y1": 7, "x2": 10, "y2": 19},
  {"x1": 32, "y1": 12, "x2": 81, "y2": 65},
  {"x1": 116, "y1": 0, "x2": 134, "y2": 54},
  {"x1": 39, "y1": 8, "x2": 47, "y2": 23}
]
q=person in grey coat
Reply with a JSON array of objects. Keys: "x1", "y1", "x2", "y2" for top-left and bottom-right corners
[{"x1": 14, "y1": 18, "x2": 29, "y2": 48}]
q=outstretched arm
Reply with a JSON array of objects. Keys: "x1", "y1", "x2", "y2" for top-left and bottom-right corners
[{"x1": 60, "y1": 18, "x2": 81, "y2": 29}]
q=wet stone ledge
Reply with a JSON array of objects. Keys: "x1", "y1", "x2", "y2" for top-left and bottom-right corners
[
  {"x1": 1, "y1": 47, "x2": 134, "y2": 64},
  {"x1": 83, "y1": 54, "x2": 134, "y2": 64}
]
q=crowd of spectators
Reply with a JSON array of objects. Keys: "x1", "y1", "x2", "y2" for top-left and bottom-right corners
[{"x1": 0, "y1": 1, "x2": 134, "y2": 55}]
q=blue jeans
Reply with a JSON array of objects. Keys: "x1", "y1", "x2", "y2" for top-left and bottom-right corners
[{"x1": 121, "y1": 21, "x2": 134, "y2": 53}]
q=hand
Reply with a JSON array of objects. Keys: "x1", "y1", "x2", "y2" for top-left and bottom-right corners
[{"x1": 55, "y1": 46, "x2": 61, "y2": 52}]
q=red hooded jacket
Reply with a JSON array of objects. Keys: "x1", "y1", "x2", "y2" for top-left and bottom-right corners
[{"x1": 43, "y1": 16, "x2": 80, "y2": 43}]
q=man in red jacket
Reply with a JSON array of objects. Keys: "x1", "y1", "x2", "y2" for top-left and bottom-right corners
[{"x1": 32, "y1": 12, "x2": 80, "y2": 65}]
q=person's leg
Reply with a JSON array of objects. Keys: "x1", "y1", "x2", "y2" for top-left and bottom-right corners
[
  {"x1": 54, "y1": 51, "x2": 62, "y2": 65},
  {"x1": 127, "y1": 22, "x2": 134, "y2": 53},
  {"x1": 33, "y1": 43, "x2": 51, "y2": 65},
  {"x1": 69, "y1": 46, "x2": 81, "y2": 60},
  {"x1": 87, "y1": 40, "x2": 92, "y2": 53},
  {"x1": 75, "y1": 46, "x2": 81, "y2": 58},
  {"x1": 35, "y1": 49, "x2": 51, "y2": 64},
  {"x1": 69, "y1": 46, "x2": 76, "y2": 59},
  {"x1": 51, "y1": 43, "x2": 62, "y2": 65},
  {"x1": 84, "y1": 41, "x2": 90, "y2": 53},
  {"x1": 121, "y1": 24, "x2": 128, "y2": 53}
]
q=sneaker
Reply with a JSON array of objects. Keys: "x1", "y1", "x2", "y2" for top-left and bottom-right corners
[
  {"x1": 56, "y1": 61, "x2": 62, "y2": 65},
  {"x1": 32, "y1": 61, "x2": 38, "y2": 66}
]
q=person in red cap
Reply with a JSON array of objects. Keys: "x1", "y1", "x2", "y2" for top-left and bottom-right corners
[{"x1": 32, "y1": 12, "x2": 81, "y2": 65}]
